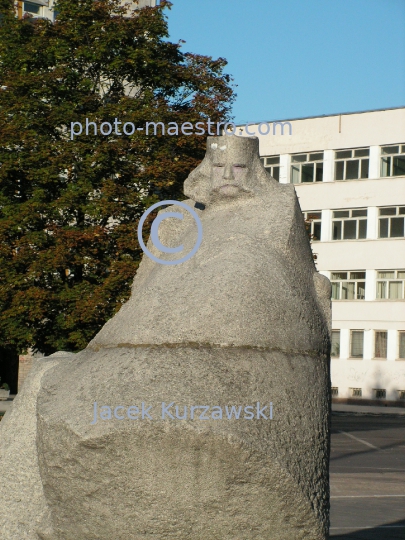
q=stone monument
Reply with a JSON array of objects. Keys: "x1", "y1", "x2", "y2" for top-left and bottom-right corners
[{"x1": 0, "y1": 136, "x2": 331, "y2": 540}]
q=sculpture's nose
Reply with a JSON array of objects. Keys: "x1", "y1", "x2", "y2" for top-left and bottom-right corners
[{"x1": 222, "y1": 164, "x2": 235, "y2": 183}]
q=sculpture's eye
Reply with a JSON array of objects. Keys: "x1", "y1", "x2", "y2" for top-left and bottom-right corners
[
  {"x1": 213, "y1": 165, "x2": 225, "y2": 176},
  {"x1": 232, "y1": 165, "x2": 247, "y2": 176}
]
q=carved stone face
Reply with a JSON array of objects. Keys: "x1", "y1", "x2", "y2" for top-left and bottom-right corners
[
  {"x1": 209, "y1": 140, "x2": 254, "y2": 199},
  {"x1": 184, "y1": 136, "x2": 273, "y2": 205}
]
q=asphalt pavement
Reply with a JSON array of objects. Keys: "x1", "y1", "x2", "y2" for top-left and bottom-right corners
[{"x1": 330, "y1": 411, "x2": 405, "y2": 539}]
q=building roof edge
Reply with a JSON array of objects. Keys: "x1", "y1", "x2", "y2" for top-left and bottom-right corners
[{"x1": 235, "y1": 105, "x2": 405, "y2": 127}]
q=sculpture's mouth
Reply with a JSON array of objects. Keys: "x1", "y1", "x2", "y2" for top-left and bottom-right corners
[{"x1": 211, "y1": 184, "x2": 251, "y2": 197}]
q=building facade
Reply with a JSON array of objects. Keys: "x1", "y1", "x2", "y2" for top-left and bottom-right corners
[
  {"x1": 241, "y1": 107, "x2": 405, "y2": 404},
  {"x1": 16, "y1": 0, "x2": 158, "y2": 20}
]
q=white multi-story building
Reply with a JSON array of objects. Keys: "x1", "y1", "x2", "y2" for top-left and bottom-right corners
[
  {"x1": 16, "y1": 0, "x2": 157, "y2": 20},
  {"x1": 239, "y1": 107, "x2": 405, "y2": 404}
]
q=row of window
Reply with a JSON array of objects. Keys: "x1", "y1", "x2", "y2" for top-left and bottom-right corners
[
  {"x1": 330, "y1": 270, "x2": 405, "y2": 300},
  {"x1": 331, "y1": 387, "x2": 405, "y2": 400},
  {"x1": 260, "y1": 143, "x2": 405, "y2": 183},
  {"x1": 304, "y1": 206, "x2": 405, "y2": 241},
  {"x1": 331, "y1": 330, "x2": 405, "y2": 359}
]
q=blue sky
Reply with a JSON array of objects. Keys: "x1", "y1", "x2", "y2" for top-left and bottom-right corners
[{"x1": 166, "y1": 0, "x2": 405, "y2": 124}]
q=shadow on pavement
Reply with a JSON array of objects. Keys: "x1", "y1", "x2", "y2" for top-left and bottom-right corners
[
  {"x1": 331, "y1": 414, "x2": 405, "y2": 434},
  {"x1": 330, "y1": 518, "x2": 405, "y2": 539},
  {"x1": 330, "y1": 438, "x2": 405, "y2": 464},
  {"x1": 330, "y1": 413, "x2": 405, "y2": 466}
]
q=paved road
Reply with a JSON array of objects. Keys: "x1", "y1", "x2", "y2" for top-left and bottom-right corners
[{"x1": 330, "y1": 413, "x2": 405, "y2": 539}]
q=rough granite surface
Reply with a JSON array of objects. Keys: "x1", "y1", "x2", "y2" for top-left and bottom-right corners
[{"x1": 0, "y1": 136, "x2": 331, "y2": 539}]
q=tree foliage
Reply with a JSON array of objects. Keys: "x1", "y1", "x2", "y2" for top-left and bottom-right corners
[{"x1": 0, "y1": 0, "x2": 235, "y2": 354}]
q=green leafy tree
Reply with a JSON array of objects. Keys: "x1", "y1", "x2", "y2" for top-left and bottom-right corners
[{"x1": 0, "y1": 0, "x2": 234, "y2": 354}]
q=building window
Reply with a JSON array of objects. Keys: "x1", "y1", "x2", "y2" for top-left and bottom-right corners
[
  {"x1": 374, "y1": 331, "x2": 388, "y2": 358},
  {"x1": 398, "y1": 390, "x2": 405, "y2": 400},
  {"x1": 350, "y1": 388, "x2": 362, "y2": 397},
  {"x1": 335, "y1": 148, "x2": 369, "y2": 181},
  {"x1": 260, "y1": 156, "x2": 280, "y2": 181},
  {"x1": 350, "y1": 330, "x2": 364, "y2": 358},
  {"x1": 399, "y1": 332, "x2": 405, "y2": 359},
  {"x1": 291, "y1": 152, "x2": 323, "y2": 184},
  {"x1": 376, "y1": 270, "x2": 405, "y2": 299},
  {"x1": 331, "y1": 272, "x2": 365, "y2": 300},
  {"x1": 331, "y1": 330, "x2": 340, "y2": 357},
  {"x1": 374, "y1": 389, "x2": 386, "y2": 399},
  {"x1": 332, "y1": 209, "x2": 367, "y2": 240},
  {"x1": 23, "y1": 2, "x2": 42, "y2": 14},
  {"x1": 303, "y1": 212, "x2": 322, "y2": 241},
  {"x1": 380, "y1": 144, "x2": 405, "y2": 177},
  {"x1": 378, "y1": 206, "x2": 405, "y2": 238},
  {"x1": 331, "y1": 387, "x2": 339, "y2": 396}
]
